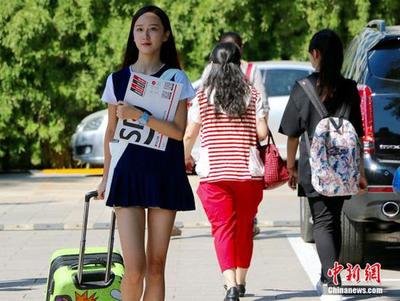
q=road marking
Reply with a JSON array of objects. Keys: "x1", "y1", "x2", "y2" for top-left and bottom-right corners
[
  {"x1": 381, "y1": 279, "x2": 400, "y2": 282},
  {"x1": 287, "y1": 237, "x2": 353, "y2": 301},
  {"x1": 0, "y1": 222, "x2": 298, "y2": 231},
  {"x1": 287, "y1": 236, "x2": 321, "y2": 288},
  {"x1": 3, "y1": 224, "x2": 34, "y2": 231}
]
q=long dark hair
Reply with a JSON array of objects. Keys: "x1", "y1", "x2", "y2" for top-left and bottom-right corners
[
  {"x1": 203, "y1": 42, "x2": 250, "y2": 117},
  {"x1": 308, "y1": 29, "x2": 343, "y2": 99},
  {"x1": 219, "y1": 32, "x2": 243, "y2": 48},
  {"x1": 122, "y1": 5, "x2": 181, "y2": 69}
]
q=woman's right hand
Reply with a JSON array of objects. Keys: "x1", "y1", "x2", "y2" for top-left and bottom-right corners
[
  {"x1": 96, "y1": 179, "x2": 107, "y2": 200},
  {"x1": 287, "y1": 167, "x2": 298, "y2": 190},
  {"x1": 185, "y1": 155, "x2": 195, "y2": 173}
]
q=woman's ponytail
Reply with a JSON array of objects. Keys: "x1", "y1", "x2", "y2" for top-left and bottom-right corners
[
  {"x1": 203, "y1": 43, "x2": 250, "y2": 117},
  {"x1": 309, "y1": 29, "x2": 344, "y2": 99}
]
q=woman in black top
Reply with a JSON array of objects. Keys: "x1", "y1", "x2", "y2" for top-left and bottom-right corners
[{"x1": 279, "y1": 29, "x2": 368, "y2": 297}]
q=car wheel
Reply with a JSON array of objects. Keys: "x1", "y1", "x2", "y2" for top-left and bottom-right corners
[
  {"x1": 300, "y1": 197, "x2": 314, "y2": 243},
  {"x1": 340, "y1": 211, "x2": 365, "y2": 265}
]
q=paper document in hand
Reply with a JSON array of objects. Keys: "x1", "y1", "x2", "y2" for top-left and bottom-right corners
[{"x1": 114, "y1": 72, "x2": 183, "y2": 151}]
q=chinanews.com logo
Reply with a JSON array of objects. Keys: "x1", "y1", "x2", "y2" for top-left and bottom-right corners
[{"x1": 326, "y1": 261, "x2": 384, "y2": 296}]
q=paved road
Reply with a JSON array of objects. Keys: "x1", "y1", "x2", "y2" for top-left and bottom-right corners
[{"x1": 0, "y1": 173, "x2": 399, "y2": 300}]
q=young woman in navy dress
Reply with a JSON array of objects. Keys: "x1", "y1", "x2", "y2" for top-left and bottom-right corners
[{"x1": 96, "y1": 5, "x2": 195, "y2": 301}]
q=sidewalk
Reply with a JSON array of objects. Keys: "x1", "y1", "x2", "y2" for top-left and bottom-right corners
[
  {"x1": 0, "y1": 173, "x2": 300, "y2": 230},
  {"x1": 0, "y1": 227, "x2": 319, "y2": 301},
  {"x1": 0, "y1": 173, "x2": 397, "y2": 300},
  {"x1": 0, "y1": 173, "x2": 316, "y2": 301}
]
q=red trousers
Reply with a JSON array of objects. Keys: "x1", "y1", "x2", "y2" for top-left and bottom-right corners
[{"x1": 197, "y1": 180, "x2": 263, "y2": 272}]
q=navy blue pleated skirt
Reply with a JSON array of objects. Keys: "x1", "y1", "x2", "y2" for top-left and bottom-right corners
[{"x1": 106, "y1": 139, "x2": 195, "y2": 211}]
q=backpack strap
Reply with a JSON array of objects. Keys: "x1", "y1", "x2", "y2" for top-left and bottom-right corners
[
  {"x1": 336, "y1": 101, "x2": 351, "y2": 119},
  {"x1": 298, "y1": 78, "x2": 327, "y2": 156},
  {"x1": 304, "y1": 131, "x2": 312, "y2": 157},
  {"x1": 297, "y1": 78, "x2": 328, "y2": 119},
  {"x1": 159, "y1": 68, "x2": 180, "y2": 81}
]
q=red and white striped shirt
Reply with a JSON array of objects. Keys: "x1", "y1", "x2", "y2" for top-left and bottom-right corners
[{"x1": 196, "y1": 87, "x2": 262, "y2": 182}]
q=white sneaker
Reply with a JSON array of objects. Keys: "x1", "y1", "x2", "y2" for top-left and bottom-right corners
[
  {"x1": 320, "y1": 294, "x2": 343, "y2": 301},
  {"x1": 316, "y1": 280, "x2": 343, "y2": 301},
  {"x1": 316, "y1": 280, "x2": 324, "y2": 295}
]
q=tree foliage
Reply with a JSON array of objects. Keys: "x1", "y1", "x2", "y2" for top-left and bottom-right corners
[{"x1": 0, "y1": 0, "x2": 399, "y2": 169}]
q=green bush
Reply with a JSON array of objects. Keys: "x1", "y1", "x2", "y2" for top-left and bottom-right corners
[{"x1": 0, "y1": 0, "x2": 399, "y2": 169}]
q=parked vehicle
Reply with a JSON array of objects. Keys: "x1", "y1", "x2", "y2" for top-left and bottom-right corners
[
  {"x1": 300, "y1": 20, "x2": 400, "y2": 265},
  {"x1": 72, "y1": 61, "x2": 313, "y2": 165},
  {"x1": 253, "y1": 61, "x2": 313, "y2": 159},
  {"x1": 71, "y1": 110, "x2": 107, "y2": 166}
]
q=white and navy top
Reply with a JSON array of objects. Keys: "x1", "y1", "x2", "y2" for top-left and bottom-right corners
[
  {"x1": 101, "y1": 65, "x2": 196, "y2": 210},
  {"x1": 190, "y1": 87, "x2": 265, "y2": 183},
  {"x1": 102, "y1": 65, "x2": 195, "y2": 105}
]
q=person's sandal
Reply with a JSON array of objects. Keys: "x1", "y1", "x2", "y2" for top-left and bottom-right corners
[
  {"x1": 237, "y1": 284, "x2": 246, "y2": 297},
  {"x1": 224, "y1": 284, "x2": 245, "y2": 297},
  {"x1": 224, "y1": 286, "x2": 239, "y2": 301}
]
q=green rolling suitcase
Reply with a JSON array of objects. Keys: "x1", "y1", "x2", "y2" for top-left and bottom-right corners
[{"x1": 45, "y1": 191, "x2": 124, "y2": 301}]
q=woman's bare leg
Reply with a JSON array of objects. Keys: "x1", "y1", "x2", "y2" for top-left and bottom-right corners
[
  {"x1": 115, "y1": 207, "x2": 146, "y2": 301},
  {"x1": 143, "y1": 208, "x2": 176, "y2": 301},
  {"x1": 223, "y1": 268, "x2": 237, "y2": 289},
  {"x1": 236, "y1": 268, "x2": 248, "y2": 285}
]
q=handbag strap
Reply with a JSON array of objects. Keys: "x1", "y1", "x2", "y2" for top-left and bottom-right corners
[{"x1": 266, "y1": 127, "x2": 276, "y2": 145}]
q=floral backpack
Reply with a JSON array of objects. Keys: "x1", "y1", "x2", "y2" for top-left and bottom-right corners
[{"x1": 299, "y1": 79, "x2": 361, "y2": 196}]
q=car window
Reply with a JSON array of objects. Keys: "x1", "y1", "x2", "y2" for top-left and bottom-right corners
[
  {"x1": 368, "y1": 40, "x2": 400, "y2": 80},
  {"x1": 262, "y1": 69, "x2": 311, "y2": 97},
  {"x1": 373, "y1": 95, "x2": 400, "y2": 156}
]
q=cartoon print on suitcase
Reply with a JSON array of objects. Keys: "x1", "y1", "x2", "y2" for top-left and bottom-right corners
[{"x1": 53, "y1": 287, "x2": 122, "y2": 301}]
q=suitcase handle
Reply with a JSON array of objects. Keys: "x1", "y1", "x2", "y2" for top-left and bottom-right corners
[
  {"x1": 78, "y1": 191, "x2": 116, "y2": 285},
  {"x1": 85, "y1": 190, "x2": 99, "y2": 202},
  {"x1": 71, "y1": 259, "x2": 107, "y2": 269}
]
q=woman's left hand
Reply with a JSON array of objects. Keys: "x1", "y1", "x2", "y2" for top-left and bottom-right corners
[
  {"x1": 287, "y1": 166, "x2": 298, "y2": 190},
  {"x1": 358, "y1": 175, "x2": 368, "y2": 194},
  {"x1": 116, "y1": 101, "x2": 142, "y2": 120}
]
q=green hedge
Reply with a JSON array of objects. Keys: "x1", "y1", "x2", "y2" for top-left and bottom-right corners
[{"x1": 0, "y1": 0, "x2": 399, "y2": 169}]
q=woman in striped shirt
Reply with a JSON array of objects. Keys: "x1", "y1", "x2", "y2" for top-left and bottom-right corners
[{"x1": 184, "y1": 42, "x2": 268, "y2": 301}]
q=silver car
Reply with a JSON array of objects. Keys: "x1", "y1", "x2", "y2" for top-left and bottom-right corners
[
  {"x1": 71, "y1": 109, "x2": 108, "y2": 166},
  {"x1": 71, "y1": 61, "x2": 313, "y2": 165}
]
